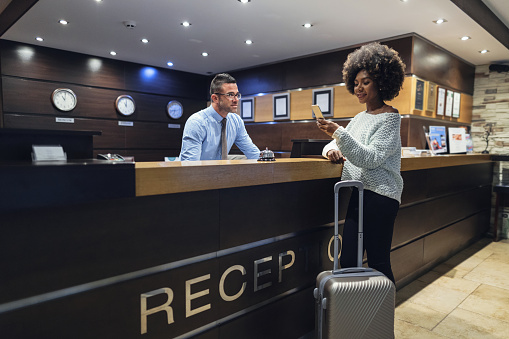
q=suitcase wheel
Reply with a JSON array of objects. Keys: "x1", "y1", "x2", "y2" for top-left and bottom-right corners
[{"x1": 321, "y1": 298, "x2": 327, "y2": 310}]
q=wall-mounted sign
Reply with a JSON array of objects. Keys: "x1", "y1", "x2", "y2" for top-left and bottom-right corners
[
  {"x1": 426, "y1": 82, "x2": 436, "y2": 112},
  {"x1": 240, "y1": 97, "x2": 255, "y2": 122},
  {"x1": 312, "y1": 87, "x2": 334, "y2": 117},
  {"x1": 436, "y1": 87, "x2": 446, "y2": 116},
  {"x1": 414, "y1": 79, "x2": 424, "y2": 111},
  {"x1": 452, "y1": 92, "x2": 461, "y2": 118},
  {"x1": 273, "y1": 93, "x2": 290, "y2": 120},
  {"x1": 445, "y1": 90, "x2": 454, "y2": 117}
]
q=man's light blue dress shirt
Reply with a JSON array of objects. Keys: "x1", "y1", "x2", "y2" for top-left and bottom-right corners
[{"x1": 178, "y1": 105, "x2": 260, "y2": 161}]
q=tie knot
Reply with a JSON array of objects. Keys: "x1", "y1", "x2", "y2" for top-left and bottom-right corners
[{"x1": 221, "y1": 118, "x2": 226, "y2": 126}]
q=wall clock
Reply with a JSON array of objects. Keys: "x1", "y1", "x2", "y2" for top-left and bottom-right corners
[
  {"x1": 115, "y1": 95, "x2": 136, "y2": 116},
  {"x1": 51, "y1": 88, "x2": 77, "y2": 112},
  {"x1": 167, "y1": 100, "x2": 183, "y2": 119}
]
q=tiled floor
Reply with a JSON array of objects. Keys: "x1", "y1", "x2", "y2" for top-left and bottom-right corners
[{"x1": 395, "y1": 237, "x2": 509, "y2": 338}]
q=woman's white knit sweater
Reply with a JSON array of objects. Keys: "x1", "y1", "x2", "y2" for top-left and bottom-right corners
[{"x1": 323, "y1": 111, "x2": 403, "y2": 203}]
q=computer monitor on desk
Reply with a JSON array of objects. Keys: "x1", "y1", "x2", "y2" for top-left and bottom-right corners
[{"x1": 290, "y1": 139, "x2": 331, "y2": 158}]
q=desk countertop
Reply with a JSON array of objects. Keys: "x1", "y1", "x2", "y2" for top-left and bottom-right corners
[
  {"x1": 401, "y1": 153, "x2": 491, "y2": 171},
  {"x1": 135, "y1": 158, "x2": 343, "y2": 196},
  {"x1": 136, "y1": 154, "x2": 492, "y2": 197}
]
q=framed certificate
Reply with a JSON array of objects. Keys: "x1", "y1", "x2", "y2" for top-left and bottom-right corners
[
  {"x1": 445, "y1": 89, "x2": 454, "y2": 117},
  {"x1": 436, "y1": 87, "x2": 445, "y2": 116},
  {"x1": 240, "y1": 97, "x2": 255, "y2": 121},
  {"x1": 312, "y1": 87, "x2": 334, "y2": 117},
  {"x1": 452, "y1": 92, "x2": 461, "y2": 118},
  {"x1": 426, "y1": 82, "x2": 436, "y2": 112},
  {"x1": 273, "y1": 93, "x2": 290, "y2": 120},
  {"x1": 414, "y1": 79, "x2": 424, "y2": 111}
]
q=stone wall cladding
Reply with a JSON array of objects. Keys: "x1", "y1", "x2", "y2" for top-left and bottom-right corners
[
  {"x1": 472, "y1": 65, "x2": 509, "y2": 154},
  {"x1": 473, "y1": 64, "x2": 509, "y2": 238}
]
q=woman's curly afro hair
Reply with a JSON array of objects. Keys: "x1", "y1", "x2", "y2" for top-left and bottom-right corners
[{"x1": 342, "y1": 42, "x2": 406, "y2": 102}]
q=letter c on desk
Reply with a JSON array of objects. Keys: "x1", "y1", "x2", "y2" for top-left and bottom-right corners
[
  {"x1": 219, "y1": 264, "x2": 247, "y2": 302},
  {"x1": 328, "y1": 235, "x2": 343, "y2": 262}
]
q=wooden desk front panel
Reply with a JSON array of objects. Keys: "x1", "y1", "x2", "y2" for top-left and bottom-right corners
[{"x1": 0, "y1": 159, "x2": 493, "y2": 338}]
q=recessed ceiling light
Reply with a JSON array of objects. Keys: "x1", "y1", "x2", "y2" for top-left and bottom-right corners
[
  {"x1": 433, "y1": 19, "x2": 447, "y2": 24},
  {"x1": 460, "y1": 36, "x2": 471, "y2": 41},
  {"x1": 202, "y1": 52, "x2": 209, "y2": 57},
  {"x1": 95, "y1": 0, "x2": 102, "y2": 2},
  {"x1": 35, "y1": 37, "x2": 44, "y2": 42},
  {"x1": 141, "y1": 38, "x2": 149, "y2": 43},
  {"x1": 59, "y1": 19, "x2": 68, "y2": 25},
  {"x1": 181, "y1": 21, "x2": 191, "y2": 27},
  {"x1": 110, "y1": 51, "x2": 117, "y2": 56},
  {"x1": 167, "y1": 61, "x2": 174, "y2": 67},
  {"x1": 245, "y1": 40, "x2": 253, "y2": 45},
  {"x1": 479, "y1": 49, "x2": 489, "y2": 54},
  {"x1": 238, "y1": 0, "x2": 251, "y2": 3},
  {"x1": 303, "y1": 23, "x2": 313, "y2": 28},
  {"x1": 400, "y1": 0, "x2": 408, "y2": 2}
]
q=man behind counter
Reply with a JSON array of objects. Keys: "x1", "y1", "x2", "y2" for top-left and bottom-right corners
[{"x1": 177, "y1": 73, "x2": 260, "y2": 161}]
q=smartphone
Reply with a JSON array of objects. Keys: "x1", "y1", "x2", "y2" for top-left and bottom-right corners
[{"x1": 311, "y1": 105, "x2": 324, "y2": 119}]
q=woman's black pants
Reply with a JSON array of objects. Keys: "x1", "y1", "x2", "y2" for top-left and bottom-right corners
[{"x1": 339, "y1": 188, "x2": 399, "y2": 285}]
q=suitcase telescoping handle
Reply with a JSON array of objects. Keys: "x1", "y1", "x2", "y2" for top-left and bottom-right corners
[{"x1": 333, "y1": 180, "x2": 364, "y2": 273}]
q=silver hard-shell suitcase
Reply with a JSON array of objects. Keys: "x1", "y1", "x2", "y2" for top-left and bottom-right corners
[{"x1": 314, "y1": 180, "x2": 395, "y2": 339}]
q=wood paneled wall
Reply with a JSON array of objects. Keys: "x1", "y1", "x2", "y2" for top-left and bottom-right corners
[
  {"x1": 0, "y1": 40, "x2": 209, "y2": 161},
  {"x1": 235, "y1": 75, "x2": 473, "y2": 132},
  {"x1": 1, "y1": 33, "x2": 475, "y2": 161},
  {"x1": 231, "y1": 34, "x2": 474, "y2": 96},
  {"x1": 244, "y1": 114, "x2": 469, "y2": 155}
]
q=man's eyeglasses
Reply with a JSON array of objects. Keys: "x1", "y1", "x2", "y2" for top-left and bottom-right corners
[{"x1": 215, "y1": 92, "x2": 242, "y2": 100}]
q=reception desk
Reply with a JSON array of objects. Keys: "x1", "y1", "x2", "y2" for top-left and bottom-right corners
[{"x1": 0, "y1": 155, "x2": 492, "y2": 338}]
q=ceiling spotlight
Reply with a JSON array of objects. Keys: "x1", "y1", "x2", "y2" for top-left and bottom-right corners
[
  {"x1": 35, "y1": 37, "x2": 44, "y2": 42},
  {"x1": 181, "y1": 21, "x2": 191, "y2": 27},
  {"x1": 59, "y1": 19, "x2": 68, "y2": 25},
  {"x1": 303, "y1": 23, "x2": 313, "y2": 28},
  {"x1": 433, "y1": 19, "x2": 447, "y2": 24},
  {"x1": 141, "y1": 38, "x2": 149, "y2": 43},
  {"x1": 461, "y1": 36, "x2": 471, "y2": 41},
  {"x1": 167, "y1": 61, "x2": 174, "y2": 67},
  {"x1": 238, "y1": 0, "x2": 251, "y2": 3},
  {"x1": 110, "y1": 51, "x2": 117, "y2": 56},
  {"x1": 245, "y1": 40, "x2": 253, "y2": 45},
  {"x1": 202, "y1": 52, "x2": 209, "y2": 57},
  {"x1": 479, "y1": 49, "x2": 489, "y2": 54}
]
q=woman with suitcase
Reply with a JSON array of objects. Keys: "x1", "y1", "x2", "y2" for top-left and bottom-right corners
[{"x1": 316, "y1": 42, "x2": 406, "y2": 285}]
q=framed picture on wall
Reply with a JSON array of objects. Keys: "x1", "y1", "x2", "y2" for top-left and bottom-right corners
[
  {"x1": 426, "y1": 82, "x2": 436, "y2": 112},
  {"x1": 240, "y1": 97, "x2": 254, "y2": 122},
  {"x1": 273, "y1": 93, "x2": 290, "y2": 120},
  {"x1": 437, "y1": 87, "x2": 446, "y2": 115},
  {"x1": 414, "y1": 79, "x2": 425, "y2": 111},
  {"x1": 312, "y1": 87, "x2": 334, "y2": 117},
  {"x1": 452, "y1": 92, "x2": 461, "y2": 118},
  {"x1": 445, "y1": 89, "x2": 454, "y2": 117}
]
